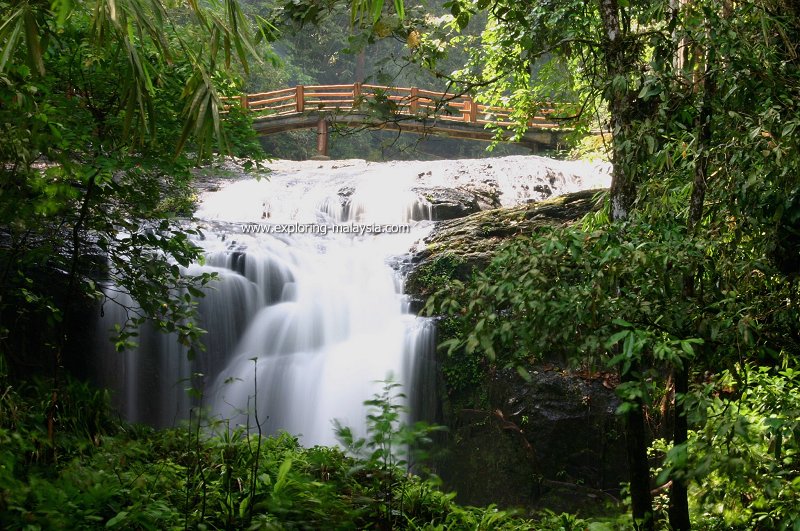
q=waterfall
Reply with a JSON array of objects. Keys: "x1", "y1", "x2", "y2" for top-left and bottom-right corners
[
  {"x1": 94, "y1": 162, "x2": 438, "y2": 446},
  {"x1": 92, "y1": 156, "x2": 609, "y2": 446}
]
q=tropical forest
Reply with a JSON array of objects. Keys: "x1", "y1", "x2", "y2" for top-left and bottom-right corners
[{"x1": 0, "y1": 0, "x2": 798, "y2": 529}]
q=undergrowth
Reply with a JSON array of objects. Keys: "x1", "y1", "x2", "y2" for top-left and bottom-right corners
[{"x1": 0, "y1": 376, "x2": 619, "y2": 530}]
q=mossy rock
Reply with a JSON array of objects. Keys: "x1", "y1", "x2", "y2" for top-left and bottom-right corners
[{"x1": 406, "y1": 189, "x2": 605, "y2": 299}]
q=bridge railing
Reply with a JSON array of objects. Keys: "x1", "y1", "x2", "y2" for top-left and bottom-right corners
[{"x1": 229, "y1": 83, "x2": 561, "y2": 129}]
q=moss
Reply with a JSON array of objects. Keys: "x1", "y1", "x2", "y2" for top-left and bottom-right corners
[{"x1": 406, "y1": 253, "x2": 466, "y2": 298}]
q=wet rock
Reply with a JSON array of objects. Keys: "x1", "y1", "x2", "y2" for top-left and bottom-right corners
[
  {"x1": 405, "y1": 189, "x2": 603, "y2": 299},
  {"x1": 437, "y1": 365, "x2": 627, "y2": 514},
  {"x1": 337, "y1": 186, "x2": 355, "y2": 198},
  {"x1": 413, "y1": 187, "x2": 481, "y2": 221},
  {"x1": 532, "y1": 184, "x2": 552, "y2": 197}
]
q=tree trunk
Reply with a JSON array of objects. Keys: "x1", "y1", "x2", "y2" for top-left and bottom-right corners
[
  {"x1": 669, "y1": 36, "x2": 716, "y2": 531},
  {"x1": 668, "y1": 362, "x2": 690, "y2": 530},
  {"x1": 599, "y1": 0, "x2": 636, "y2": 221},
  {"x1": 598, "y1": 1, "x2": 654, "y2": 528},
  {"x1": 687, "y1": 48, "x2": 715, "y2": 234},
  {"x1": 621, "y1": 368, "x2": 654, "y2": 531}
]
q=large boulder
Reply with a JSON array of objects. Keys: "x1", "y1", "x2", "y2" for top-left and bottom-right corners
[{"x1": 437, "y1": 365, "x2": 627, "y2": 514}]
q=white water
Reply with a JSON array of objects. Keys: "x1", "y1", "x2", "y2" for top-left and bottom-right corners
[{"x1": 93, "y1": 156, "x2": 609, "y2": 446}]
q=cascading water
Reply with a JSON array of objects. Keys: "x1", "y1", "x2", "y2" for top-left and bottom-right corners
[
  {"x1": 92, "y1": 156, "x2": 609, "y2": 446},
  {"x1": 94, "y1": 161, "x2": 439, "y2": 445}
]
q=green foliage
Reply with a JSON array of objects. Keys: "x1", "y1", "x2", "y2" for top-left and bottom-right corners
[
  {"x1": 406, "y1": 255, "x2": 486, "y2": 394},
  {"x1": 0, "y1": 0, "x2": 268, "y2": 376},
  {"x1": 408, "y1": 0, "x2": 800, "y2": 526},
  {"x1": 427, "y1": 216, "x2": 799, "y2": 521},
  {"x1": 437, "y1": 315, "x2": 486, "y2": 394},
  {"x1": 334, "y1": 378, "x2": 445, "y2": 527},
  {"x1": 0, "y1": 377, "x2": 554, "y2": 529},
  {"x1": 673, "y1": 364, "x2": 800, "y2": 529},
  {"x1": 408, "y1": 253, "x2": 464, "y2": 298},
  {"x1": 2, "y1": 0, "x2": 800, "y2": 527},
  {"x1": 427, "y1": 221, "x2": 706, "y2": 373}
]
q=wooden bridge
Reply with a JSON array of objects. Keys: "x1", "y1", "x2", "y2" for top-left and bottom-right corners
[{"x1": 230, "y1": 83, "x2": 569, "y2": 158}]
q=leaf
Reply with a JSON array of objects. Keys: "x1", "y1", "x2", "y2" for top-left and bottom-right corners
[
  {"x1": 606, "y1": 330, "x2": 629, "y2": 347},
  {"x1": 645, "y1": 135, "x2": 655, "y2": 154},
  {"x1": 273, "y1": 457, "x2": 293, "y2": 493},
  {"x1": 371, "y1": 0, "x2": 385, "y2": 24},
  {"x1": 106, "y1": 511, "x2": 129, "y2": 528},
  {"x1": 679, "y1": 340, "x2": 694, "y2": 356},
  {"x1": 0, "y1": 12, "x2": 23, "y2": 73}
]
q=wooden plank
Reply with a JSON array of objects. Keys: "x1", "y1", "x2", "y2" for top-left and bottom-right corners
[
  {"x1": 361, "y1": 84, "x2": 411, "y2": 91},
  {"x1": 305, "y1": 86, "x2": 357, "y2": 93},
  {"x1": 310, "y1": 84, "x2": 362, "y2": 89},
  {"x1": 269, "y1": 109, "x2": 299, "y2": 116},
  {"x1": 306, "y1": 99, "x2": 356, "y2": 106},
  {"x1": 414, "y1": 88, "x2": 448, "y2": 98},
  {"x1": 303, "y1": 92, "x2": 356, "y2": 98},
  {"x1": 248, "y1": 95, "x2": 296, "y2": 107},
  {"x1": 251, "y1": 102, "x2": 297, "y2": 112},
  {"x1": 248, "y1": 88, "x2": 296, "y2": 98}
]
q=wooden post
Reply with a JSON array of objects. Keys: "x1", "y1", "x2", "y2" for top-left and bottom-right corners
[
  {"x1": 316, "y1": 118, "x2": 329, "y2": 158},
  {"x1": 296, "y1": 85, "x2": 305, "y2": 113},
  {"x1": 240, "y1": 94, "x2": 249, "y2": 110},
  {"x1": 467, "y1": 96, "x2": 477, "y2": 123},
  {"x1": 353, "y1": 82, "x2": 361, "y2": 108},
  {"x1": 410, "y1": 87, "x2": 419, "y2": 114}
]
